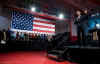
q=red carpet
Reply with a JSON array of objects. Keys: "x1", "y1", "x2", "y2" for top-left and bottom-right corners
[{"x1": 0, "y1": 51, "x2": 76, "y2": 64}]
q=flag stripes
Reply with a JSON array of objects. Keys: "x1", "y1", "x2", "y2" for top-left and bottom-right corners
[
  {"x1": 33, "y1": 17, "x2": 55, "y2": 35},
  {"x1": 11, "y1": 10, "x2": 55, "y2": 35}
]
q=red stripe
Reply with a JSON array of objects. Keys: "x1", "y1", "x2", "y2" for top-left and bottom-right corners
[
  {"x1": 33, "y1": 20, "x2": 55, "y2": 25},
  {"x1": 32, "y1": 29, "x2": 55, "y2": 33},
  {"x1": 33, "y1": 24, "x2": 55, "y2": 29}
]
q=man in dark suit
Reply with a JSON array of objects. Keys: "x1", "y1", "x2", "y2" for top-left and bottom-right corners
[
  {"x1": 0, "y1": 30, "x2": 3, "y2": 42},
  {"x1": 74, "y1": 10, "x2": 82, "y2": 44},
  {"x1": 6, "y1": 28, "x2": 11, "y2": 41},
  {"x1": 74, "y1": 10, "x2": 86, "y2": 46}
]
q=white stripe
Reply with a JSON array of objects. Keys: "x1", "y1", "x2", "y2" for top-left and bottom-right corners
[
  {"x1": 11, "y1": 29, "x2": 34, "y2": 33},
  {"x1": 33, "y1": 31, "x2": 55, "y2": 35},
  {"x1": 34, "y1": 17, "x2": 50, "y2": 22},
  {"x1": 33, "y1": 22, "x2": 55, "y2": 27},
  {"x1": 33, "y1": 27, "x2": 55, "y2": 31},
  {"x1": 11, "y1": 29, "x2": 55, "y2": 35}
]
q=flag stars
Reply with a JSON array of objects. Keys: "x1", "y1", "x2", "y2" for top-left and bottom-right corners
[{"x1": 11, "y1": 11, "x2": 33, "y2": 31}]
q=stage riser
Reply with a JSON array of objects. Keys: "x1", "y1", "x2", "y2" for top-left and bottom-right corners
[
  {"x1": 63, "y1": 48, "x2": 100, "y2": 63},
  {"x1": 0, "y1": 40, "x2": 48, "y2": 52}
]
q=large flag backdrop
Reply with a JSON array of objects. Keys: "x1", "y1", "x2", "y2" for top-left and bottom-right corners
[{"x1": 11, "y1": 10, "x2": 55, "y2": 35}]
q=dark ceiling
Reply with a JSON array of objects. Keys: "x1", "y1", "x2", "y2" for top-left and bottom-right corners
[{"x1": 0, "y1": 0, "x2": 100, "y2": 17}]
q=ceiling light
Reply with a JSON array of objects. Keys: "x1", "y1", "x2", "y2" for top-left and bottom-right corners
[
  {"x1": 96, "y1": 24, "x2": 100, "y2": 29},
  {"x1": 58, "y1": 13, "x2": 64, "y2": 19},
  {"x1": 31, "y1": 7, "x2": 36, "y2": 12}
]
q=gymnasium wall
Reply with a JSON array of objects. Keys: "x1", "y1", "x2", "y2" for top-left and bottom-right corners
[
  {"x1": 0, "y1": 5, "x2": 70, "y2": 34},
  {"x1": 0, "y1": 5, "x2": 11, "y2": 30}
]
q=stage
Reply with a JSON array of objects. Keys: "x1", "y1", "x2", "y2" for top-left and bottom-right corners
[
  {"x1": 0, "y1": 51, "x2": 76, "y2": 64},
  {"x1": 64, "y1": 45, "x2": 100, "y2": 64},
  {"x1": 66, "y1": 45, "x2": 100, "y2": 49}
]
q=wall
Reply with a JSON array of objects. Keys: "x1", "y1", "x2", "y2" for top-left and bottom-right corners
[
  {"x1": 0, "y1": 5, "x2": 70, "y2": 34},
  {"x1": 0, "y1": 5, "x2": 11, "y2": 30},
  {"x1": 56, "y1": 21, "x2": 70, "y2": 34}
]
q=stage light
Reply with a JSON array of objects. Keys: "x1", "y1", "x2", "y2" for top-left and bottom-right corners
[
  {"x1": 96, "y1": 24, "x2": 100, "y2": 29},
  {"x1": 31, "y1": 7, "x2": 36, "y2": 12},
  {"x1": 58, "y1": 13, "x2": 64, "y2": 19},
  {"x1": 0, "y1": 40, "x2": 6, "y2": 44}
]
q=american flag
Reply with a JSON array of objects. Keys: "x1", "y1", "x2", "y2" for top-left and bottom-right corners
[{"x1": 11, "y1": 10, "x2": 55, "y2": 35}]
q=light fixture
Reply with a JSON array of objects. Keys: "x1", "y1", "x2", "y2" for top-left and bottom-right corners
[
  {"x1": 0, "y1": 40, "x2": 6, "y2": 44},
  {"x1": 96, "y1": 24, "x2": 100, "y2": 29},
  {"x1": 31, "y1": 7, "x2": 36, "y2": 12},
  {"x1": 58, "y1": 13, "x2": 64, "y2": 19}
]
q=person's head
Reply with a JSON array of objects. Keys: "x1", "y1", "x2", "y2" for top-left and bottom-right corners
[
  {"x1": 30, "y1": 33, "x2": 33, "y2": 35},
  {"x1": 8, "y1": 26, "x2": 11, "y2": 30},
  {"x1": 17, "y1": 31, "x2": 19, "y2": 34},
  {"x1": 84, "y1": 9, "x2": 88, "y2": 14},
  {"x1": 20, "y1": 32, "x2": 23, "y2": 34},
  {"x1": 76, "y1": 10, "x2": 81, "y2": 16}
]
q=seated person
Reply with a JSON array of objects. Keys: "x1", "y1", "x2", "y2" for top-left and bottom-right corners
[
  {"x1": 19, "y1": 32, "x2": 24, "y2": 40},
  {"x1": 11, "y1": 31, "x2": 17, "y2": 40}
]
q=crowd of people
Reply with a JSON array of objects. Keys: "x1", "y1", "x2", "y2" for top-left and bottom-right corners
[{"x1": 0, "y1": 28, "x2": 54, "y2": 42}]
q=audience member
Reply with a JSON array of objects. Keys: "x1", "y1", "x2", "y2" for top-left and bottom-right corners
[
  {"x1": 16, "y1": 32, "x2": 20, "y2": 40},
  {"x1": 32, "y1": 34, "x2": 36, "y2": 39},
  {"x1": 6, "y1": 28, "x2": 11, "y2": 40},
  {"x1": 11, "y1": 31, "x2": 17, "y2": 40},
  {"x1": 19, "y1": 32, "x2": 24, "y2": 40},
  {"x1": 0, "y1": 30, "x2": 3, "y2": 42},
  {"x1": 47, "y1": 35, "x2": 53, "y2": 42},
  {"x1": 2, "y1": 29, "x2": 7, "y2": 41},
  {"x1": 24, "y1": 32, "x2": 29, "y2": 40},
  {"x1": 0, "y1": 28, "x2": 54, "y2": 42}
]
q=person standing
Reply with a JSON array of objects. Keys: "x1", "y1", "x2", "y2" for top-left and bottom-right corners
[
  {"x1": 0, "y1": 30, "x2": 3, "y2": 42},
  {"x1": 2, "y1": 29, "x2": 7, "y2": 41},
  {"x1": 82, "y1": 9, "x2": 89, "y2": 46},
  {"x1": 0, "y1": 29, "x2": 7, "y2": 44},
  {"x1": 74, "y1": 10, "x2": 85, "y2": 46},
  {"x1": 6, "y1": 28, "x2": 11, "y2": 41}
]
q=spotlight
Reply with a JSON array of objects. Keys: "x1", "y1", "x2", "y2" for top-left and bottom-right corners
[
  {"x1": 0, "y1": 40, "x2": 6, "y2": 44},
  {"x1": 31, "y1": 7, "x2": 36, "y2": 12},
  {"x1": 58, "y1": 13, "x2": 64, "y2": 19},
  {"x1": 96, "y1": 24, "x2": 100, "y2": 29}
]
